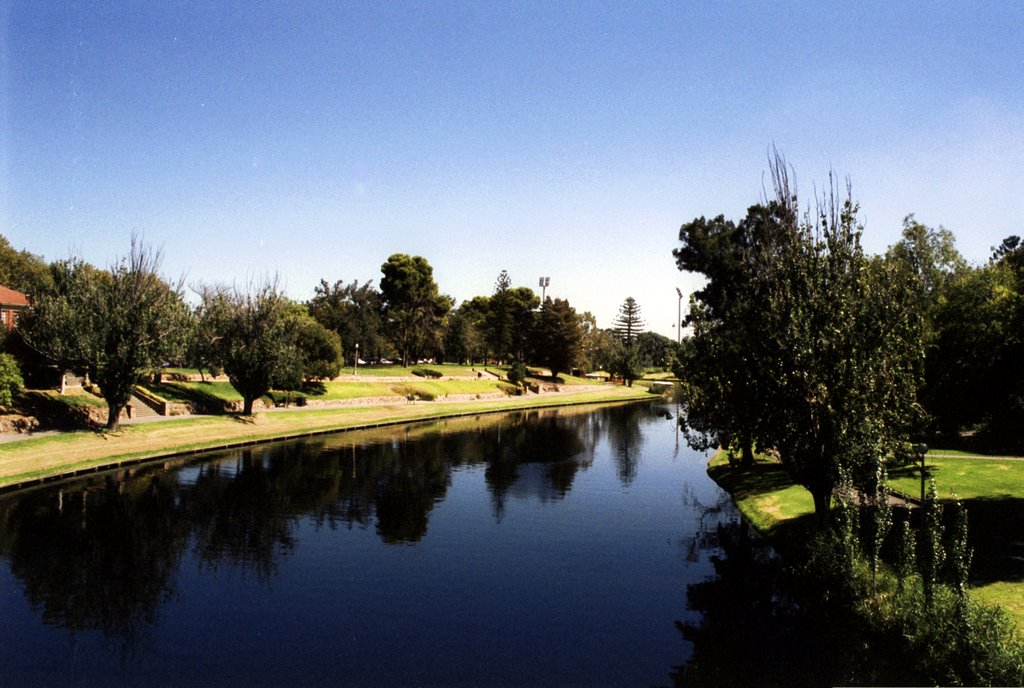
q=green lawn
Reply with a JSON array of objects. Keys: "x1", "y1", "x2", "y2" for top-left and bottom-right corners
[
  {"x1": 707, "y1": 448, "x2": 1024, "y2": 629},
  {"x1": 888, "y1": 453, "x2": 1024, "y2": 501},
  {"x1": 340, "y1": 363, "x2": 485, "y2": 377}
]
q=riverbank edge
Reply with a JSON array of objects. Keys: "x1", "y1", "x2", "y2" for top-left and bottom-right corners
[
  {"x1": 0, "y1": 387, "x2": 652, "y2": 494},
  {"x1": 704, "y1": 448, "x2": 1024, "y2": 631}
]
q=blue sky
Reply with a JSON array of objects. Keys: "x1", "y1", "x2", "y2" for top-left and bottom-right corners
[{"x1": 2, "y1": 1, "x2": 1022, "y2": 337}]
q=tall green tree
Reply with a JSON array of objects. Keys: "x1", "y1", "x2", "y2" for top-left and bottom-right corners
[
  {"x1": 484, "y1": 270, "x2": 514, "y2": 362},
  {"x1": 673, "y1": 203, "x2": 789, "y2": 466},
  {"x1": 611, "y1": 296, "x2": 645, "y2": 345},
  {"x1": 0, "y1": 235, "x2": 52, "y2": 297},
  {"x1": 534, "y1": 297, "x2": 583, "y2": 379},
  {"x1": 444, "y1": 296, "x2": 489, "y2": 364},
  {"x1": 307, "y1": 278, "x2": 388, "y2": 364},
  {"x1": 674, "y1": 158, "x2": 922, "y2": 523},
  {"x1": 379, "y1": 254, "x2": 450, "y2": 366},
  {"x1": 197, "y1": 280, "x2": 297, "y2": 415},
  {"x1": 924, "y1": 238, "x2": 1024, "y2": 449},
  {"x1": 22, "y1": 239, "x2": 189, "y2": 430},
  {"x1": 754, "y1": 167, "x2": 922, "y2": 523},
  {"x1": 506, "y1": 286, "x2": 539, "y2": 363}
]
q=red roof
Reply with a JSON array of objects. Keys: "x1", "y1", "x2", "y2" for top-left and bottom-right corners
[{"x1": 0, "y1": 286, "x2": 30, "y2": 308}]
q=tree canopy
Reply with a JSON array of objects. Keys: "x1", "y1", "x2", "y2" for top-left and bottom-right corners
[
  {"x1": 379, "y1": 254, "x2": 450, "y2": 366},
  {"x1": 674, "y1": 160, "x2": 923, "y2": 524},
  {"x1": 21, "y1": 239, "x2": 189, "y2": 429}
]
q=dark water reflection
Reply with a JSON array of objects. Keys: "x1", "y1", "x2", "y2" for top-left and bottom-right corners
[{"x1": 0, "y1": 403, "x2": 747, "y2": 687}]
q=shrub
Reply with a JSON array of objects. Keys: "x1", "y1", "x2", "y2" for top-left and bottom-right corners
[
  {"x1": 506, "y1": 362, "x2": 528, "y2": 387},
  {"x1": 498, "y1": 383, "x2": 521, "y2": 396},
  {"x1": 411, "y1": 367, "x2": 443, "y2": 379},
  {"x1": 0, "y1": 353, "x2": 24, "y2": 407}
]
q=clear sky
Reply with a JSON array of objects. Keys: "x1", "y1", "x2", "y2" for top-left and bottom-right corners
[{"x1": 2, "y1": 1, "x2": 1022, "y2": 337}]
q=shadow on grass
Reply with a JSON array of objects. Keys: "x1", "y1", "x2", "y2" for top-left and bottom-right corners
[
  {"x1": 960, "y1": 496, "x2": 1024, "y2": 585},
  {"x1": 707, "y1": 461, "x2": 818, "y2": 556},
  {"x1": 146, "y1": 383, "x2": 234, "y2": 415}
]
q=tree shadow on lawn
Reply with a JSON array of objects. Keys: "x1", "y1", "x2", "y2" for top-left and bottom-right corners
[
  {"x1": 959, "y1": 496, "x2": 1024, "y2": 585},
  {"x1": 887, "y1": 464, "x2": 1024, "y2": 584},
  {"x1": 146, "y1": 383, "x2": 234, "y2": 415}
]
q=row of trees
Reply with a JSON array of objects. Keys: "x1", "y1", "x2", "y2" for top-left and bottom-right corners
[
  {"x1": 675, "y1": 153, "x2": 1023, "y2": 515},
  {"x1": 2, "y1": 236, "x2": 674, "y2": 430}
]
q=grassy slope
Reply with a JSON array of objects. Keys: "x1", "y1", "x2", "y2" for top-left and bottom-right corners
[
  {"x1": 708, "y1": 448, "x2": 1024, "y2": 628},
  {"x1": 0, "y1": 385, "x2": 649, "y2": 490}
]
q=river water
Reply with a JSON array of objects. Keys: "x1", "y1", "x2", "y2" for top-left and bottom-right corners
[{"x1": 0, "y1": 402, "x2": 751, "y2": 687}]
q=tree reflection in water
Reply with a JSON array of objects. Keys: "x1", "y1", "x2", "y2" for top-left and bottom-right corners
[{"x1": 0, "y1": 405, "x2": 630, "y2": 653}]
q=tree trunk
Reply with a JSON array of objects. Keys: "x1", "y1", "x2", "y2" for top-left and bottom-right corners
[
  {"x1": 242, "y1": 395, "x2": 255, "y2": 415},
  {"x1": 812, "y1": 489, "x2": 832, "y2": 529},
  {"x1": 740, "y1": 438, "x2": 755, "y2": 467},
  {"x1": 105, "y1": 404, "x2": 122, "y2": 431}
]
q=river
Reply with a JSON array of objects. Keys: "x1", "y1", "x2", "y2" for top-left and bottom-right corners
[{"x1": 0, "y1": 402, "x2": 753, "y2": 687}]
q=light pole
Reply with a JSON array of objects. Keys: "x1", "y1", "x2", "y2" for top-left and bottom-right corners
[
  {"x1": 539, "y1": 276, "x2": 550, "y2": 302},
  {"x1": 353, "y1": 342, "x2": 359, "y2": 376},
  {"x1": 916, "y1": 443, "x2": 929, "y2": 503},
  {"x1": 676, "y1": 287, "x2": 683, "y2": 344}
]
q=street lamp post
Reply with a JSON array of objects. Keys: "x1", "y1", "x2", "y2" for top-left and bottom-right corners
[
  {"x1": 354, "y1": 342, "x2": 359, "y2": 376},
  {"x1": 916, "y1": 443, "x2": 929, "y2": 502},
  {"x1": 676, "y1": 287, "x2": 683, "y2": 344}
]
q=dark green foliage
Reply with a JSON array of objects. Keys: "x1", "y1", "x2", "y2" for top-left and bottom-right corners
[
  {"x1": 923, "y1": 236, "x2": 1024, "y2": 451},
  {"x1": 291, "y1": 308, "x2": 342, "y2": 381},
  {"x1": 505, "y1": 361, "x2": 528, "y2": 388},
  {"x1": 920, "y1": 478, "x2": 945, "y2": 607},
  {"x1": 0, "y1": 353, "x2": 24, "y2": 407},
  {"x1": 534, "y1": 297, "x2": 583, "y2": 379},
  {"x1": 379, "y1": 254, "x2": 451, "y2": 366},
  {"x1": 197, "y1": 280, "x2": 297, "y2": 415},
  {"x1": 21, "y1": 240, "x2": 189, "y2": 430},
  {"x1": 0, "y1": 235, "x2": 52, "y2": 297},
  {"x1": 866, "y1": 466, "x2": 893, "y2": 593},
  {"x1": 444, "y1": 296, "x2": 489, "y2": 364},
  {"x1": 410, "y1": 367, "x2": 443, "y2": 379},
  {"x1": 611, "y1": 296, "x2": 644, "y2": 345},
  {"x1": 307, "y1": 278, "x2": 389, "y2": 364},
  {"x1": 894, "y1": 516, "x2": 917, "y2": 592}
]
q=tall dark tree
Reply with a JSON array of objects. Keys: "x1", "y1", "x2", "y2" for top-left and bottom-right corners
[
  {"x1": 379, "y1": 254, "x2": 450, "y2": 366},
  {"x1": 444, "y1": 296, "x2": 489, "y2": 364},
  {"x1": 534, "y1": 297, "x2": 583, "y2": 379},
  {"x1": 673, "y1": 202, "x2": 789, "y2": 466},
  {"x1": 674, "y1": 157, "x2": 922, "y2": 524},
  {"x1": 924, "y1": 239, "x2": 1024, "y2": 449},
  {"x1": 506, "y1": 286, "x2": 539, "y2": 363},
  {"x1": 307, "y1": 278, "x2": 389, "y2": 364},
  {"x1": 22, "y1": 239, "x2": 189, "y2": 430},
  {"x1": 611, "y1": 296, "x2": 645, "y2": 345},
  {"x1": 484, "y1": 270, "x2": 514, "y2": 362}
]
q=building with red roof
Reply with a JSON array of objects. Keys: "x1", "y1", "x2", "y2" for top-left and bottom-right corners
[{"x1": 0, "y1": 286, "x2": 30, "y2": 331}]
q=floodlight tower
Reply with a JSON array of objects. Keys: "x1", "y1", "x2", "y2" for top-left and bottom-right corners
[{"x1": 539, "y1": 276, "x2": 550, "y2": 302}]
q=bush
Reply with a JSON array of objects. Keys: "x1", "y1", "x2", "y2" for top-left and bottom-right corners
[
  {"x1": 0, "y1": 353, "x2": 24, "y2": 407},
  {"x1": 498, "y1": 383, "x2": 521, "y2": 396},
  {"x1": 506, "y1": 362, "x2": 528, "y2": 387},
  {"x1": 411, "y1": 367, "x2": 443, "y2": 379}
]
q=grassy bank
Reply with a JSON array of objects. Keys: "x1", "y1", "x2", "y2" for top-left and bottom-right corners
[
  {"x1": 0, "y1": 385, "x2": 650, "y2": 492},
  {"x1": 706, "y1": 449, "x2": 1024, "y2": 629}
]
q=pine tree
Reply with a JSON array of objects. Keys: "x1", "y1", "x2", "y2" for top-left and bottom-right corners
[{"x1": 611, "y1": 297, "x2": 645, "y2": 345}]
